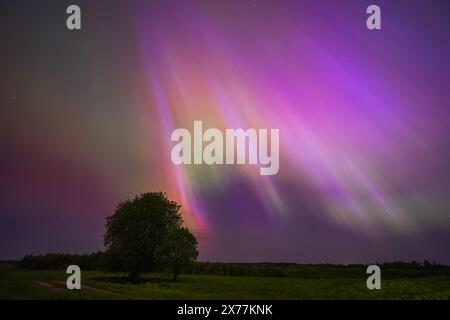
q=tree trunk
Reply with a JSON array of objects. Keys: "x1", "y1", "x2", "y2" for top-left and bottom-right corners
[{"x1": 172, "y1": 267, "x2": 178, "y2": 282}]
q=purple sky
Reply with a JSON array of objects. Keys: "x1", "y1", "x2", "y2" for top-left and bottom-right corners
[{"x1": 1, "y1": 0, "x2": 449, "y2": 263}]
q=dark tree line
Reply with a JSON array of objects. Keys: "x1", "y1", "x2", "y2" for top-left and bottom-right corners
[
  {"x1": 18, "y1": 256, "x2": 450, "y2": 279},
  {"x1": 17, "y1": 252, "x2": 105, "y2": 270}
]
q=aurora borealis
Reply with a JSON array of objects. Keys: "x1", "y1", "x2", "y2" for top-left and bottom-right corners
[{"x1": 1, "y1": 0, "x2": 449, "y2": 263}]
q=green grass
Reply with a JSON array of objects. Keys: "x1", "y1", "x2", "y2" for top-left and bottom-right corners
[{"x1": 1, "y1": 265, "x2": 449, "y2": 299}]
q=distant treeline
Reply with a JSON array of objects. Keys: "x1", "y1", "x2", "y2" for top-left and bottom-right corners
[
  {"x1": 191, "y1": 261, "x2": 450, "y2": 278},
  {"x1": 17, "y1": 252, "x2": 108, "y2": 270},
  {"x1": 16, "y1": 253, "x2": 450, "y2": 277}
]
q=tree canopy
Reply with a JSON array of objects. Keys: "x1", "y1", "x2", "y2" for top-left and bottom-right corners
[{"x1": 104, "y1": 192, "x2": 198, "y2": 281}]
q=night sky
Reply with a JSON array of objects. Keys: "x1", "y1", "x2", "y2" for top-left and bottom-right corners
[{"x1": 1, "y1": 0, "x2": 449, "y2": 263}]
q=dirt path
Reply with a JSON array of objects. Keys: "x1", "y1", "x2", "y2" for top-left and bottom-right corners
[
  {"x1": 34, "y1": 280, "x2": 63, "y2": 290},
  {"x1": 34, "y1": 280, "x2": 131, "y2": 298}
]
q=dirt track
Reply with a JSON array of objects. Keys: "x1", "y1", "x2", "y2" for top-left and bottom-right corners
[{"x1": 34, "y1": 280, "x2": 130, "y2": 297}]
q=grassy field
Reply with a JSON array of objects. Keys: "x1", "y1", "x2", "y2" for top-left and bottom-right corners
[{"x1": 1, "y1": 264, "x2": 449, "y2": 299}]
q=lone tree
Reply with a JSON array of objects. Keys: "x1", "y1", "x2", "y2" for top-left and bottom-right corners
[{"x1": 104, "y1": 192, "x2": 198, "y2": 282}]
